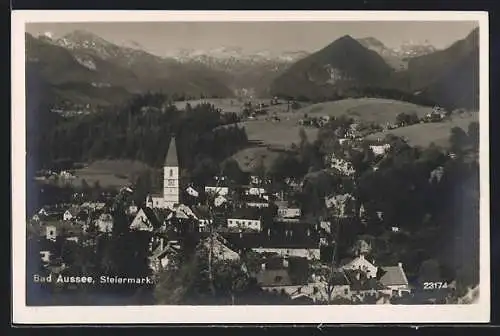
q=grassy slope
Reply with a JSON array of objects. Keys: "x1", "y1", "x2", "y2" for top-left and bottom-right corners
[
  {"x1": 365, "y1": 113, "x2": 479, "y2": 147},
  {"x1": 71, "y1": 160, "x2": 152, "y2": 188},
  {"x1": 232, "y1": 98, "x2": 477, "y2": 172},
  {"x1": 239, "y1": 98, "x2": 435, "y2": 148},
  {"x1": 290, "y1": 98, "x2": 436, "y2": 124}
]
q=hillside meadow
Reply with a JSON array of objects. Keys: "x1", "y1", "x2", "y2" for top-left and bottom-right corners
[
  {"x1": 232, "y1": 98, "x2": 479, "y2": 172},
  {"x1": 289, "y1": 98, "x2": 436, "y2": 124},
  {"x1": 39, "y1": 160, "x2": 154, "y2": 189},
  {"x1": 366, "y1": 113, "x2": 479, "y2": 148}
]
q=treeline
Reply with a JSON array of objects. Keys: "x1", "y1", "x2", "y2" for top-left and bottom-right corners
[
  {"x1": 30, "y1": 93, "x2": 248, "y2": 172},
  {"x1": 274, "y1": 85, "x2": 439, "y2": 107}
]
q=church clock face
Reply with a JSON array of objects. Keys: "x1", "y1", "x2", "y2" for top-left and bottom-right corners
[{"x1": 167, "y1": 179, "x2": 175, "y2": 186}]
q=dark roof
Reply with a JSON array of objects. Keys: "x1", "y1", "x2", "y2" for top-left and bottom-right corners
[
  {"x1": 222, "y1": 230, "x2": 319, "y2": 249},
  {"x1": 164, "y1": 137, "x2": 178, "y2": 167},
  {"x1": 38, "y1": 238, "x2": 58, "y2": 253},
  {"x1": 191, "y1": 205, "x2": 211, "y2": 219},
  {"x1": 379, "y1": 265, "x2": 409, "y2": 287},
  {"x1": 329, "y1": 269, "x2": 351, "y2": 286},
  {"x1": 344, "y1": 269, "x2": 385, "y2": 291},
  {"x1": 229, "y1": 207, "x2": 263, "y2": 220},
  {"x1": 65, "y1": 207, "x2": 80, "y2": 216},
  {"x1": 241, "y1": 195, "x2": 269, "y2": 203},
  {"x1": 40, "y1": 213, "x2": 63, "y2": 221},
  {"x1": 256, "y1": 269, "x2": 293, "y2": 287},
  {"x1": 287, "y1": 257, "x2": 310, "y2": 285},
  {"x1": 76, "y1": 212, "x2": 89, "y2": 221},
  {"x1": 142, "y1": 207, "x2": 163, "y2": 229}
]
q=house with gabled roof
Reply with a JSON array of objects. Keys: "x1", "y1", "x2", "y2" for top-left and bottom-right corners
[
  {"x1": 341, "y1": 252, "x2": 378, "y2": 279},
  {"x1": 96, "y1": 213, "x2": 113, "y2": 233},
  {"x1": 63, "y1": 206, "x2": 81, "y2": 221},
  {"x1": 378, "y1": 263, "x2": 410, "y2": 296},
  {"x1": 130, "y1": 208, "x2": 163, "y2": 232},
  {"x1": 198, "y1": 233, "x2": 240, "y2": 262}
]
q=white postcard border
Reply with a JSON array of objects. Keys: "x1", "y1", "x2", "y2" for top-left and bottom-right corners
[{"x1": 11, "y1": 10, "x2": 490, "y2": 324}]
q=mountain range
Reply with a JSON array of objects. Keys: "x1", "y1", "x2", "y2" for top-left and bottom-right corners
[
  {"x1": 270, "y1": 28, "x2": 479, "y2": 110},
  {"x1": 25, "y1": 28, "x2": 479, "y2": 110}
]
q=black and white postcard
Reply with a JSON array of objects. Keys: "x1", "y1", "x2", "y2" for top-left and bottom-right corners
[{"x1": 11, "y1": 10, "x2": 490, "y2": 324}]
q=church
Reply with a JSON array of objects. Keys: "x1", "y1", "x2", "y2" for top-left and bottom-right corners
[{"x1": 146, "y1": 137, "x2": 180, "y2": 209}]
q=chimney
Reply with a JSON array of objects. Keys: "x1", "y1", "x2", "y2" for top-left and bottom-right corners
[
  {"x1": 261, "y1": 263, "x2": 266, "y2": 271},
  {"x1": 398, "y1": 262, "x2": 403, "y2": 268},
  {"x1": 283, "y1": 258, "x2": 289, "y2": 268}
]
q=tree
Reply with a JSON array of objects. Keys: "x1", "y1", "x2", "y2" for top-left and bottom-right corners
[
  {"x1": 154, "y1": 244, "x2": 252, "y2": 305},
  {"x1": 396, "y1": 112, "x2": 409, "y2": 126},
  {"x1": 132, "y1": 170, "x2": 152, "y2": 206},
  {"x1": 417, "y1": 259, "x2": 442, "y2": 287},
  {"x1": 449, "y1": 127, "x2": 470, "y2": 153},
  {"x1": 407, "y1": 112, "x2": 420, "y2": 125},
  {"x1": 299, "y1": 127, "x2": 308, "y2": 149},
  {"x1": 221, "y1": 158, "x2": 247, "y2": 185}
]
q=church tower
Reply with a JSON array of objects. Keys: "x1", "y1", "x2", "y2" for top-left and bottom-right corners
[{"x1": 163, "y1": 137, "x2": 179, "y2": 209}]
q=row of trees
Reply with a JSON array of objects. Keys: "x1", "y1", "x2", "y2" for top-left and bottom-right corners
[{"x1": 29, "y1": 93, "x2": 249, "y2": 175}]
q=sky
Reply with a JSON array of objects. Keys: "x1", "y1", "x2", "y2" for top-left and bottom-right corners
[{"x1": 25, "y1": 21, "x2": 479, "y2": 56}]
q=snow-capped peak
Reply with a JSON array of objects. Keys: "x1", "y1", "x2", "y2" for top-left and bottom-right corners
[
  {"x1": 165, "y1": 47, "x2": 309, "y2": 64},
  {"x1": 43, "y1": 31, "x2": 54, "y2": 39}
]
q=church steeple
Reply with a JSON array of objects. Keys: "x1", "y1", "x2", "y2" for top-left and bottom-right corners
[
  {"x1": 163, "y1": 136, "x2": 179, "y2": 209},
  {"x1": 164, "y1": 137, "x2": 178, "y2": 167}
]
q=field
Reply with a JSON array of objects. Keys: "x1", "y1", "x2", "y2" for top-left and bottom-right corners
[
  {"x1": 44, "y1": 160, "x2": 153, "y2": 189},
  {"x1": 365, "y1": 113, "x2": 479, "y2": 148},
  {"x1": 289, "y1": 98, "x2": 436, "y2": 124},
  {"x1": 238, "y1": 98, "x2": 439, "y2": 149},
  {"x1": 231, "y1": 98, "x2": 475, "y2": 172}
]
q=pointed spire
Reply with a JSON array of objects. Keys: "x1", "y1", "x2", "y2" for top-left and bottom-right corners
[{"x1": 164, "y1": 136, "x2": 178, "y2": 167}]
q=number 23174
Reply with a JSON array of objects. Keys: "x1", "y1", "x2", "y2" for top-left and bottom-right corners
[{"x1": 423, "y1": 282, "x2": 449, "y2": 290}]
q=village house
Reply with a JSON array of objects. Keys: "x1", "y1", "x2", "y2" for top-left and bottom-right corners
[
  {"x1": 185, "y1": 186, "x2": 200, "y2": 198},
  {"x1": 242, "y1": 194, "x2": 269, "y2": 208},
  {"x1": 149, "y1": 241, "x2": 178, "y2": 274},
  {"x1": 38, "y1": 238, "x2": 58, "y2": 265},
  {"x1": 250, "y1": 175, "x2": 270, "y2": 186},
  {"x1": 244, "y1": 186, "x2": 266, "y2": 196},
  {"x1": 63, "y1": 206, "x2": 81, "y2": 221},
  {"x1": 81, "y1": 202, "x2": 106, "y2": 211},
  {"x1": 275, "y1": 201, "x2": 301, "y2": 219},
  {"x1": 190, "y1": 205, "x2": 212, "y2": 232},
  {"x1": 130, "y1": 208, "x2": 163, "y2": 232},
  {"x1": 342, "y1": 268, "x2": 386, "y2": 303},
  {"x1": 224, "y1": 223, "x2": 321, "y2": 260},
  {"x1": 75, "y1": 210, "x2": 89, "y2": 224},
  {"x1": 378, "y1": 263, "x2": 411, "y2": 296},
  {"x1": 199, "y1": 233, "x2": 240, "y2": 261},
  {"x1": 46, "y1": 225, "x2": 57, "y2": 241},
  {"x1": 96, "y1": 213, "x2": 114, "y2": 233},
  {"x1": 226, "y1": 208, "x2": 263, "y2": 232},
  {"x1": 325, "y1": 193, "x2": 356, "y2": 218},
  {"x1": 127, "y1": 202, "x2": 139, "y2": 216},
  {"x1": 284, "y1": 178, "x2": 302, "y2": 191},
  {"x1": 369, "y1": 144, "x2": 391, "y2": 156},
  {"x1": 205, "y1": 186, "x2": 230, "y2": 196},
  {"x1": 338, "y1": 138, "x2": 350, "y2": 145},
  {"x1": 325, "y1": 154, "x2": 356, "y2": 177},
  {"x1": 342, "y1": 254, "x2": 379, "y2": 279},
  {"x1": 214, "y1": 195, "x2": 228, "y2": 207}
]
